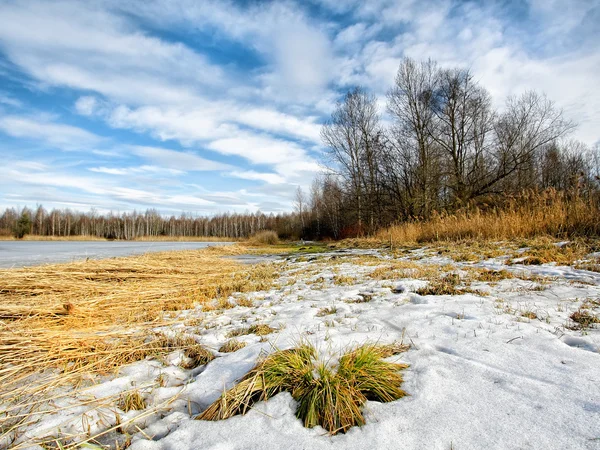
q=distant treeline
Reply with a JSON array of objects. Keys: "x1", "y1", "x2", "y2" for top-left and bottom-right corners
[{"x1": 0, "y1": 208, "x2": 302, "y2": 240}]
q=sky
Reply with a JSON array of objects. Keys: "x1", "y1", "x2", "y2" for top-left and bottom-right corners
[{"x1": 0, "y1": 0, "x2": 599, "y2": 215}]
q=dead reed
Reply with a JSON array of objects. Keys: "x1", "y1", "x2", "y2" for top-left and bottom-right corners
[{"x1": 376, "y1": 190, "x2": 600, "y2": 244}]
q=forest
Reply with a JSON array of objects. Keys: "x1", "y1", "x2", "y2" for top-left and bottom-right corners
[{"x1": 3, "y1": 57, "x2": 599, "y2": 241}]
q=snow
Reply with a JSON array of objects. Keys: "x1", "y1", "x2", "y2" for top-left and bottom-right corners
[{"x1": 9, "y1": 248, "x2": 600, "y2": 450}]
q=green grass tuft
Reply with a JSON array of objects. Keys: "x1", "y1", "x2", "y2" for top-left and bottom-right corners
[{"x1": 197, "y1": 342, "x2": 408, "y2": 434}]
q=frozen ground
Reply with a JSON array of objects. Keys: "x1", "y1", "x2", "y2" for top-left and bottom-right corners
[
  {"x1": 0, "y1": 241, "x2": 233, "y2": 268},
  {"x1": 9, "y1": 247, "x2": 600, "y2": 449}
]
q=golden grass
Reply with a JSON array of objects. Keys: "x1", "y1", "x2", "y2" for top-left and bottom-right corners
[
  {"x1": 513, "y1": 239, "x2": 591, "y2": 265},
  {"x1": 118, "y1": 389, "x2": 146, "y2": 412},
  {"x1": 219, "y1": 339, "x2": 247, "y2": 353},
  {"x1": 473, "y1": 269, "x2": 514, "y2": 282},
  {"x1": 316, "y1": 306, "x2": 338, "y2": 317},
  {"x1": 247, "y1": 230, "x2": 279, "y2": 245},
  {"x1": 197, "y1": 343, "x2": 408, "y2": 434},
  {"x1": 0, "y1": 245, "x2": 276, "y2": 446},
  {"x1": 375, "y1": 190, "x2": 600, "y2": 245},
  {"x1": 226, "y1": 324, "x2": 276, "y2": 338},
  {"x1": 569, "y1": 310, "x2": 600, "y2": 329},
  {"x1": 415, "y1": 273, "x2": 486, "y2": 296}
]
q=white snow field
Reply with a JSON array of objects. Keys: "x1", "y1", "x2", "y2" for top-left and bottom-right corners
[{"x1": 9, "y1": 247, "x2": 600, "y2": 450}]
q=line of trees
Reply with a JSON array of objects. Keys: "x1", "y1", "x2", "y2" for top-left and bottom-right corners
[
  {"x1": 0, "y1": 207, "x2": 302, "y2": 240},
  {"x1": 299, "y1": 57, "x2": 600, "y2": 238}
]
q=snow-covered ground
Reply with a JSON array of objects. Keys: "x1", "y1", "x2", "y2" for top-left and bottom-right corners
[{"x1": 12, "y1": 247, "x2": 600, "y2": 449}]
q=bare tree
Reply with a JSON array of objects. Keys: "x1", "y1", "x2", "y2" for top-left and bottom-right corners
[
  {"x1": 321, "y1": 87, "x2": 381, "y2": 233},
  {"x1": 387, "y1": 58, "x2": 441, "y2": 217}
]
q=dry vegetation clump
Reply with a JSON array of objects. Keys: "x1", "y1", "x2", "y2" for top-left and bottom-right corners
[
  {"x1": 333, "y1": 274, "x2": 355, "y2": 285},
  {"x1": 514, "y1": 238, "x2": 591, "y2": 265},
  {"x1": 226, "y1": 324, "x2": 276, "y2": 338},
  {"x1": 316, "y1": 306, "x2": 338, "y2": 317},
  {"x1": 368, "y1": 261, "x2": 439, "y2": 281},
  {"x1": 473, "y1": 269, "x2": 514, "y2": 282},
  {"x1": 376, "y1": 342, "x2": 410, "y2": 357},
  {"x1": 520, "y1": 311, "x2": 538, "y2": 320},
  {"x1": 118, "y1": 389, "x2": 146, "y2": 412},
  {"x1": 415, "y1": 274, "x2": 484, "y2": 296},
  {"x1": 219, "y1": 339, "x2": 247, "y2": 353},
  {"x1": 248, "y1": 230, "x2": 279, "y2": 246},
  {"x1": 574, "y1": 258, "x2": 600, "y2": 272},
  {"x1": 236, "y1": 297, "x2": 255, "y2": 307},
  {"x1": 569, "y1": 310, "x2": 600, "y2": 329},
  {"x1": 344, "y1": 293, "x2": 373, "y2": 304},
  {"x1": 0, "y1": 247, "x2": 276, "y2": 446},
  {"x1": 198, "y1": 343, "x2": 408, "y2": 434},
  {"x1": 374, "y1": 190, "x2": 600, "y2": 245}
]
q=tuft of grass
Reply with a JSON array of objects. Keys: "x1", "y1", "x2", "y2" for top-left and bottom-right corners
[
  {"x1": 118, "y1": 389, "x2": 146, "y2": 412},
  {"x1": 316, "y1": 306, "x2": 338, "y2": 317},
  {"x1": 520, "y1": 311, "x2": 537, "y2": 320},
  {"x1": 520, "y1": 256, "x2": 545, "y2": 265},
  {"x1": 569, "y1": 310, "x2": 600, "y2": 329},
  {"x1": 180, "y1": 342, "x2": 215, "y2": 369},
  {"x1": 226, "y1": 323, "x2": 276, "y2": 338},
  {"x1": 474, "y1": 269, "x2": 514, "y2": 282},
  {"x1": 219, "y1": 339, "x2": 247, "y2": 353},
  {"x1": 416, "y1": 274, "x2": 462, "y2": 296},
  {"x1": 376, "y1": 342, "x2": 410, "y2": 357},
  {"x1": 197, "y1": 343, "x2": 408, "y2": 434},
  {"x1": 344, "y1": 293, "x2": 373, "y2": 304},
  {"x1": 236, "y1": 297, "x2": 254, "y2": 308},
  {"x1": 333, "y1": 275, "x2": 355, "y2": 285}
]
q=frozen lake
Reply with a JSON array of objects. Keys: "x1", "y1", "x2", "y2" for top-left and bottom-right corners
[{"x1": 0, "y1": 241, "x2": 233, "y2": 268}]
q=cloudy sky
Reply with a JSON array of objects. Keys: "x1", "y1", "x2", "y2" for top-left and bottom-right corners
[{"x1": 0, "y1": 0, "x2": 598, "y2": 215}]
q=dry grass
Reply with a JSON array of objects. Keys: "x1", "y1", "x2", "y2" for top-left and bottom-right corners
[
  {"x1": 415, "y1": 274, "x2": 485, "y2": 296},
  {"x1": 368, "y1": 261, "x2": 440, "y2": 281},
  {"x1": 316, "y1": 306, "x2": 338, "y2": 317},
  {"x1": 473, "y1": 269, "x2": 514, "y2": 282},
  {"x1": 236, "y1": 297, "x2": 255, "y2": 308},
  {"x1": 0, "y1": 246, "x2": 276, "y2": 446},
  {"x1": 197, "y1": 343, "x2": 408, "y2": 434},
  {"x1": 118, "y1": 389, "x2": 146, "y2": 412},
  {"x1": 333, "y1": 275, "x2": 355, "y2": 285},
  {"x1": 511, "y1": 238, "x2": 592, "y2": 265},
  {"x1": 374, "y1": 190, "x2": 600, "y2": 245},
  {"x1": 248, "y1": 230, "x2": 279, "y2": 246},
  {"x1": 226, "y1": 324, "x2": 276, "y2": 338},
  {"x1": 569, "y1": 310, "x2": 600, "y2": 329},
  {"x1": 219, "y1": 339, "x2": 247, "y2": 353}
]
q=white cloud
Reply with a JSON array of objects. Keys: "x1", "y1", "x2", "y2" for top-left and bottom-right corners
[
  {"x1": 0, "y1": 114, "x2": 102, "y2": 149},
  {"x1": 89, "y1": 165, "x2": 183, "y2": 176},
  {"x1": 130, "y1": 146, "x2": 232, "y2": 172},
  {"x1": 229, "y1": 170, "x2": 286, "y2": 185},
  {"x1": 75, "y1": 96, "x2": 98, "y2": 116},
  {"x1": 0, "y1": 1, "x2": 224, "y2": 106},
  {"x1": 0, "y1": 91, "x2": 22, "y2": 107}
]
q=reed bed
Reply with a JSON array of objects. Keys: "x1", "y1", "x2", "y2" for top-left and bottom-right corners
[
  {"x1": 375, "y1": 190, "x2": 600, "y2": 245},
  {"x1": 0, "y1": 245, "x2": 277, "y2": 447}
]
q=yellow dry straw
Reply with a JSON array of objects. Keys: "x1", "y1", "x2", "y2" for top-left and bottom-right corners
[{"x1": 0, "y1": 245, "x2": 277, "y2": 446}]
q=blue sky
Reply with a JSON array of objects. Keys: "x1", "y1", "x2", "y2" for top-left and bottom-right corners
[{"x1": 0, "y1": 0, "x2": 598, "y2": 215}]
